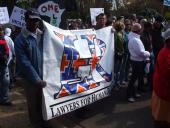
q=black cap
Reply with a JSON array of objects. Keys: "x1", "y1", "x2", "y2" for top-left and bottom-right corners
[
  {"x1": 25, "y1": 8, "x2": 41, "y2": 21},
  {"x1": 155, "y1": 15, "x2": 164, "y2": 22}
]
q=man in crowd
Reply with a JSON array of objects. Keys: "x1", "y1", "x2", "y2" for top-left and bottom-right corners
[
  {"x1": 14, "y1": 8, "x2": 51, "y2": 128},
  {"x1": 0, "y1": 25, "x2": 11, "y2": 106},
  {"x1": 151, "y1": 16, "x2": 164, "y2": 62},
  {"x1": 4, "y1": 27, "x2": 16, "y2": 88},
  {"x1": 94, "y1": 13, "x2": 107, "y2": 30},
  {"x1": 127, "y1": 23, "x2": 150, "y2": 102}
]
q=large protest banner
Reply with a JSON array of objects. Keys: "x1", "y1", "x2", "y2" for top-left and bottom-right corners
[
  {"x1": 0, "y1": 7, "x2": 9, "y2": 24},
  {"x1": 42, "y1": 21, "x2": 114, "y2": 120}
]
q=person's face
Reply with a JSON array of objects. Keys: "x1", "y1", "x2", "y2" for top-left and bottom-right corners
[
  {"x1": 26, "y1": 18, "x2": 40, "y2": 33},
  {"x1": 97, "y1": 15, "x2": 107, "y2": 27},
  {"x1": 154, "y1": 21, "x2": 162, "y2": 29},
  {"x1": 125, "y1": 22, "x2": 131, "y2": 31}
]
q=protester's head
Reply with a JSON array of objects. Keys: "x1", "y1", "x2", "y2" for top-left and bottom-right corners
[
  {"x1": 0, "y1": 25, "x2": 4, "y2": 37},
  {"x1": 25, "y1": 8, "x2": 41, "y2": 33},
  {"x1": 5, "y1": 28, "x2": 12, "y2": 37},
  {"x1": 131, "y1": 23, "x2": 142, "y2": 34},
  {"x1": 76, "y1": 18, "x2": 82, "y2": 28},
  {"x1": 143, "y1": 21, "x2": 152, "y2": 32},
  {"x1": 96, "y1": 13, "x2": 107, "y2": 28},
  {"x1": 130, "y1": 13, "x2": 137, "y2": 23},
  {"x1": 112, "y1": 16, "x2": 117, "y2": 26},
  {"x1": 114, "y1": 21, "x2": 125, "y2": 32},
  {"x1": 124, "y1": 19, "x2": 131, "y2": 31},
  {"x1": 162, "y1": 28, "x2": 170, "y2": 47},
  {"x1": 154, "y1": 15, "x2": 164, "y2": 29},
  {"x1": 117, "y1": 16, "x2": 124, "y2": 22}
]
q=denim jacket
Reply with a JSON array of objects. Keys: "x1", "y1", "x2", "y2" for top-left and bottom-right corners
[{"x1": 14, "y1": 28, "x2": 43, "y2": 84}]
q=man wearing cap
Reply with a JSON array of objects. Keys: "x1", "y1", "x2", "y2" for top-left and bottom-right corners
[
  {"x1": 14, "y1": 8, "x2": 51, "y2": 128},
  {"x1": 151, "y1": 16, "x2": 164, "y2": 62},
  {"x1": 127, "y1": 23, "x2": 150, "y2": 102}
]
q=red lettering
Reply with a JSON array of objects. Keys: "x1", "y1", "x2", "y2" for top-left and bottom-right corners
[
  {"x1": 54, "y1": 5, "x2": 59, "y2": 13},
  {"x1": 48, "y1": 4, "x2": 53, "y2": 11}
]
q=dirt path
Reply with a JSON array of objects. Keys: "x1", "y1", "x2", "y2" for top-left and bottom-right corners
[{"x1": 0, "y1": 85, "x2": 31, "y2": 128}]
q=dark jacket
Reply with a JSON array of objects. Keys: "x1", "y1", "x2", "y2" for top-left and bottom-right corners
[{"x1": 14, "y1": 28, "x2": 43, "y2": 84}]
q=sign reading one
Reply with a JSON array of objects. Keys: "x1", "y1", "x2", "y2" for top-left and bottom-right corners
[
  {"x1": 90, "y1": 8, "x2": 104, "y2": 26},
  {"x1": 38, "y1": 1, "x2": 65, "y2": 27},
  {"x1": 9, "y1": 6, "x2": 26, "y2": 28},
  {"x1": 0, "y1": 7, "x2": 9, "y2": 24}
]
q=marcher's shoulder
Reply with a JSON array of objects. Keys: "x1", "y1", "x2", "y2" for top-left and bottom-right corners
[{"x1": 14, "y1": 33, "x2": 25, "y2": 45}]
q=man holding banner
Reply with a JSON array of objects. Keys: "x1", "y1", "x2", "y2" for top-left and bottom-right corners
[{"x1": 14, "y1": 8, "x2": 51, "y2": 128}]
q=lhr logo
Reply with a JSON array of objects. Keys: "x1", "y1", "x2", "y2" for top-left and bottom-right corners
[{"x1": 53, "y1": 32, "x2": 112, "y2": 99}]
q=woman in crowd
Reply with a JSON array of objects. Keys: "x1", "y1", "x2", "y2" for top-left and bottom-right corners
[
  {"x1": 113, "y1": 21, "x2": 125, "y2": 90},
  {"x1": 152, "y1": 28, "x2": 170, "y2": 128}
]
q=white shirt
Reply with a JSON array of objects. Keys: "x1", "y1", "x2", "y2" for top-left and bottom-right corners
[
  {"x1": 4, "y1": 35, "x2": 15, "y2": 64},
  {"x1": 128, "y1": 32, "x2": 150, "y2": 61}
]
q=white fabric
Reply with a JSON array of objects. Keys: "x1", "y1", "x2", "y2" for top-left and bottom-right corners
[
  {"x1": 128, "y1": 32, "x2": 150, "y2": 61},
  {"x1": 162, "y1": 28, "x2": 170, "y2": 41}
]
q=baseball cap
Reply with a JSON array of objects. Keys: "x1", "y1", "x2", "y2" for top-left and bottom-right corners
[
  {"x1": 155, "y1": 15, "x2": 164, "y2": 22},
  {"x1": 25, "y1": 8, "x2": 41, "y2": 20}
]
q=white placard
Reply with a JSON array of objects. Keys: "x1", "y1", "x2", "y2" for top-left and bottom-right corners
[
  {"x1": 9, "y1": 6, "x2": 26, "y2": 28},
  {"x1": 164, "y1": 0, "x2": 170, "y2": 6},
  {"x1": 38, "y1": 1, "x2": 65, "y2": 27},
  {"x1": 90, "y1": 8, "x2": 104, "y2": 26},
  {"x1": 0, "y1": 7, "x2": 9, "y2": 24}
]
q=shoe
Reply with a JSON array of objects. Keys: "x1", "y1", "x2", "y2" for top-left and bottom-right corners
[
  {"x1": 0, "y1": 101, "x2": 13, "y2": 106},
  {"x1": 134, "y1": 93, "x2": 141, "y2": 98},
  {"x1": 114, "y1": 86, "x2": 120, "y2": 91},
  {"x1": 122, "y1": 81, "x2": 127, "y2": 85},
  {"x1": 128, "y1": 97, "x2": 135, "y2": 103},
  {"x1": 138, "y1": 87, "x2": 147, "y2": 92}
]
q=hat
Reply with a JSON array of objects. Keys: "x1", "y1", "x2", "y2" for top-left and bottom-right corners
[
  {"x1": 5, "y1": 28, "x2": 11, "y2": 36},
  {"x1": 112, "y1": 16, "x2": 117, "y2": 20},
  {"x1": 155, "y1": 15, "x2": 164, "y2": 22},
  {"x1": 162, "y1": 28, "x2": 170, "y2": 41},
  {"x1": 25, "y1": 8, "x2": 41, "y2": 20}
]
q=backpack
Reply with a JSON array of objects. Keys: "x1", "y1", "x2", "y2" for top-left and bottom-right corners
[{"x1": 0, "y1": 40, "x2": 7, "y2": 66}]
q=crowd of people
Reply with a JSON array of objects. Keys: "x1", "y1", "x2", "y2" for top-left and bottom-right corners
[{"x1": 0, "y1": 7, "x2": 170, "y2": 128}]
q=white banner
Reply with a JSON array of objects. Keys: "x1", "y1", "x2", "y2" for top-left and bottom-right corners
[
  {"x1": 0, "y1": 7, "x2": 9, "y2": 24},
  {"x1": 42, "y1": 21, "x2": 114, "y2": 120},
  {"x1": 38, "y1": 1, "x2": 65, "y2": 27},
  {"x1": 164, "y1": 0, "x2": 170, "y2": 6},
  {"x1": 9, "y1": 6, "x2": 26, "y2": 28},
  {"x1": 90, "y1": 8, "x2": 104, "y2": 26}
]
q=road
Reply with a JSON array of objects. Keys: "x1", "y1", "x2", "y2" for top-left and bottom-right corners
[{"x1": 0, "y1": 84, "x2": 153, "y2": 128}]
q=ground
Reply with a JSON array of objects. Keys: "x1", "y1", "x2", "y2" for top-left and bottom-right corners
[{"x1": 0, "y1": 84, "x2": 153, "y2": 128}]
